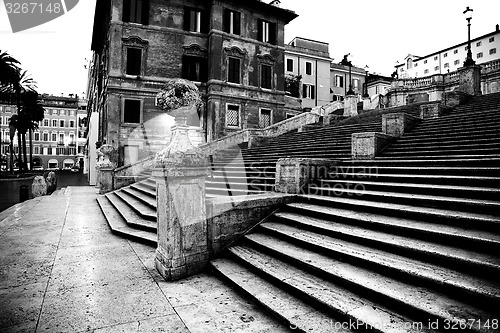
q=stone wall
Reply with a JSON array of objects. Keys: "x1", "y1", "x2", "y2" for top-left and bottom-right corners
[{"x1": 206, "y1": 193, "x2": 295, "y2": 255}]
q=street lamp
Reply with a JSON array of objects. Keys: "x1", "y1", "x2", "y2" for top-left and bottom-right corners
[
  {"x1": 363, "y1": 65, "x2": 369, "y2": 97},
  {"x1": 341, "y1": 54, "x2": 355, "y2": 96},
  {"x1": 463, "y1": 6, "x2": 475, "y2": 67}
]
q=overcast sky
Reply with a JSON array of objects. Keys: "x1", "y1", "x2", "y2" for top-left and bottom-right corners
[{"x1": 1, "y1": 0, "x2": 499, "y2": 97}]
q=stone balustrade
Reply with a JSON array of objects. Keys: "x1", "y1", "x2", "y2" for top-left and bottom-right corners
[{"x1": 200, "y1": 111, "x2": 320, "y2": 154}]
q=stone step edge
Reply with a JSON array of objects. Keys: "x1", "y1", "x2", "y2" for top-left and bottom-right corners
[
  {"x1": 243, "y1": 234, "x2": 498, "y2": 328},
  {"x1": 210, "y1": 259, "x2": 340, "y2": 333},
  {"x1": 96, "y1": 196, "x2": 157, "y2": 246}
]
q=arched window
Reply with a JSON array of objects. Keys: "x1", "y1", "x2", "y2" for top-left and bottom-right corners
[{"x1": 407, "y1": 58, "x2": 413, "y2": 69}]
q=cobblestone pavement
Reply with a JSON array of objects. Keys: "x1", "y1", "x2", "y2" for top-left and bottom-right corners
[{"x1": 0, "y1": 187, "x2": 291, "y2": 333}]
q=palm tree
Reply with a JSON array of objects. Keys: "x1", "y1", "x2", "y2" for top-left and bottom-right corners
[
  {"x1": 0, "y1": 51, "x2": 20, "y2": 173},
  {"x1": 0, "y1": 51, "x2": 21, "y2": 87},
  {"x1": 21, "y1": 91, "x2": 44, "y2": 170},
  {"x1": 2, "y1": 69, "x2": 38, "y2": 172}
]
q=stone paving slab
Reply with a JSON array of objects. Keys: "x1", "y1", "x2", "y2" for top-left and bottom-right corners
[{"x1": 0, "y1": 187, "x2": 290, "y2": 333}]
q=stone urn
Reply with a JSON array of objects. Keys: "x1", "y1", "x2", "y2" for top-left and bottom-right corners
[
  {"x1": 96, "y1": 144, "x2": 117, "y2": 169},
  {"x1": 154, "y1": 79, "x2": 206, "y2": 168}
]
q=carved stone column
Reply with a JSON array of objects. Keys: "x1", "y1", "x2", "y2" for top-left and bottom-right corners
[{"x1": 153, "y1": 79, "x2": 209, "y2": 281}]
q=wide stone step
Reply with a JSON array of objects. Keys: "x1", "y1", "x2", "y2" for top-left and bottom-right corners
[
  {"x1": 308, "y1": 184, "x2": 500, "y2": 214},
  {"x1": 261, "y1": 217, "x2": 500, "y2": 279},
  {"x1": 283, "y1": 203, "x2": 500, "y2": 251},
  {"x1": 243, "y1": 232, "x2": 499, "y2": 328},
  {"x1": 403, "y1": 123, "x2": 500, "y2": 139},
  {"x1": 105, "y1": 192, "x2": 157, "y2": 232},
  {"x1": 114, "y1": 189, "x2": 156, "y2": 221},
  {"x1": 332, "y1": 164, "x2": 500, "y2": 176},
  {"x1": 299, "y1": 194, "x2": 500, "y2": 232},
  {"x1": 130, "y1": 182, "x2": 156, "y2": 197},
  {"x1": 210, "y1": 259, "x2": 344, "y2": 333},
  {"x1": 388, "y1": 136, "x2": 500, "y2": 149},
  {"x1": 355, "y1": 157, "x2": 500, "y2": 168},
  {"x1": 322, "y1": 171, "x2": 500, "y2": 186},
  {"x1": 415, "y1": 111, "x2": 500, "y2": 127},
  {"x1": 317, "y1": 178, "x2": 500, "y2": 200},
  {"x1": 206, "y1": 180, "x2": 274, "y2": 192},
  {"x1": 245, "y1": 142, "x2": 351, "y2": 154},
  {"x1": 204, "y1": 187, "x2": 267, "y2": 196},
  {"x1": 245, "y1": 230, "x2": 500, "y2": 306},
  {"x1": 227, "y1": 245, "x2": 431, "y2": 333},
  {"x1": 96, "y1": 196, "x2": 157, "y2": 245},
  {"x1": 209, "y1": 170, "x2": 276, "y2": 179},
  {"x1": 400, "y1": 123, "x2": 500, "y2": 140},
  {"x1": 376, "y1": 153, "x2": 500, "y2": 160},
  {"x1": 121, "y1": 187, "x2": 157, "y2": 209}
]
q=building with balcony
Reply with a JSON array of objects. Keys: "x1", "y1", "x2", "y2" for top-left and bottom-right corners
[
  {"x1": 396, "y1": 24, "x2": 500, "y2": 79},
  {"x1": 87, "y1": 0, "x2": 298, "y2": 167}
]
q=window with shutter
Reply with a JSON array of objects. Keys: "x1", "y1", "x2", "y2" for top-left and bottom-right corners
[
  {"x1": 123, "y1": 0, "x2": 149, "y2": 25},
  {"x1": 258, "y1": 19, "x2": 277, "y2": 44},
  {"x1": 260, "y1": 64, "x2": 272, "y2": 89},
  {"x1": 126, "y1": 47, "x2": 142, "y2": 75},
  {"x1": 223, "y1": 9, "x2": 241, "y2": 35},
  {"x1": 228, "y1": 57, "x2": 241, "y2": 84}
]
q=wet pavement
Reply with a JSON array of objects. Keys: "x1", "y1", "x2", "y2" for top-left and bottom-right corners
[
  {"x1": 0, "y1": 170, "x2": 88, "y2": 213},
  {"x1": 0, "y1": 186, "x2": 290, "y2": 333}
]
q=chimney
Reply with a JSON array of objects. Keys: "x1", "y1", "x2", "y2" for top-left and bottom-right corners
[{"x1": 496, "y1": 24, "x2": 499, "y2": 31}]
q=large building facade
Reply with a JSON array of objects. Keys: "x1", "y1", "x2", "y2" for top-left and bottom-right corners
[
  {"x1": 284, "y1": 37, "x2": 332, "y2": 109},
  {"x1": 87, "y1": 0, "x2": 298, "y2": 167},
  {"x1": 397, "y1": 24, "x2": 500, "y2": 79},
  {"x1": 0, "y1": 94, "x2": 86, "y2": 170}
]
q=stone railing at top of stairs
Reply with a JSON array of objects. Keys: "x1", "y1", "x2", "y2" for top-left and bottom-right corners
[
  {"x1": 113, "y1": 155, "x2": 156, "y2": 189},
  {"x1": 199, "y1": 111, "x2": 321, "y2": 154},
  {"x1": 482, "y1": 59, "x2": 500, "y2": 73}
]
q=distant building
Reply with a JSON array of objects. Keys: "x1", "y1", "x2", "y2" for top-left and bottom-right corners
[
  {"x1": 330, "y1": 63, "x2": 367, "y2": 102},
  {"x1": 285, "y1": 37, "x2": 332, "y2": 109},
  {"x1": 0, "y1": 94, "x2": 85, "y2": 170},
  {"x1": 397, "y1": 24, "x2": 500, "y2": 79},
  {"x1": 366, "y1": 73, "x2": 392, "y2": 97},
  {"x1": 87, "y1": 0, "x2": 298, "y2": 167}
]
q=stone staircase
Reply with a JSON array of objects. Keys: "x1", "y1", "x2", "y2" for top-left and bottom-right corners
[
  {"x1": 97, "y1": 91, "x2": 500, "y2": 331},
  {"x1": 210, "y1": 92, "x2": 500, "y2": 332},
  {"x1": 96, "y1": 119, "x2": 385, "y2": 244}
]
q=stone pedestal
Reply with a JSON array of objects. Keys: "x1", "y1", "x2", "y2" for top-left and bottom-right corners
[
  {"x1": 32, "y1": 176, "x2": 47, "y2": 197},
  {"x1": 458, "y1": 65, "x2": 482, "y2": 96},
  {"x1": 420, "y1": 103, "x2": 452, "y2": 119},
  {"x1": 154, "y1": 122, "x2": 209, "y2": 281},
  {"x1": 275, "y1": 158, "x2": 336, "y2": 194},
  {"x1": 96, "y1": 144, "x2": 117, "y2": 194},
  {"x1": 382, "y1": 113, "x2": 420, "y2": 137},
  {"x1": 343, "y1": 94, "x2": 358, "y2": 117},
  {"x1": 352, "y1": 132, "x2": 393, "y2": 159},
  {"x1": 98, "y1": 168, "x2": 114, "y2": 194}
]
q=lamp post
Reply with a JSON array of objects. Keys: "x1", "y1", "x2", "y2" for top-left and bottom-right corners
[
  {"x1": 363, "y1": 65, "x2": 369, "y2": 97},
  {"x1": 341, "y1": 54, "x2": 355, "y2": 96},
  {"x1": 463, "y1": 6, "x2": 475, "y2": 67}
]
